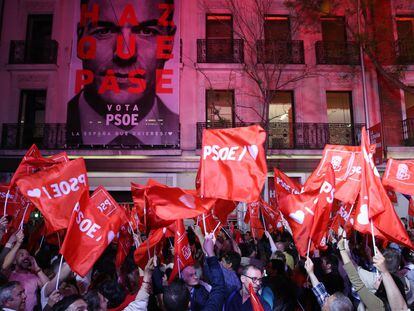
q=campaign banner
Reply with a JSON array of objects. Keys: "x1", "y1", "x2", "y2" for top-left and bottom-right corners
[{"x1": 67, "y1": 0, "x2": 180, "y2": 147}]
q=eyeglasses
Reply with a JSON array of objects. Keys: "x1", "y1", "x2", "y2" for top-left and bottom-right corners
[{"x1": 242, "y1": 274, "x2": 263, "y2": 283}]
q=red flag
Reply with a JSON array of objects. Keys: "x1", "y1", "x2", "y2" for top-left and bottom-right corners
[
  {"x1": 245, "y1": 201, "x2": 264, "y2": 239},
  {"x1": 248, "y1": 283, "x2": 264, "y2": 311},
  {"x1": 9, "y1": 146, "x2": 68, "y2": 190},
  {"x1": 197, "y1": 212, "x2": 221, "y2": 236},
  {"x1": 309, "y1": 165, "x2": 335, "y2": 249},
  {"x1": 9, "y1": 145, "x2": 42, "y2": 189},
  {"x1": 131, "y1": 181, "x2": 174, "y2": 232},
  {"x1": 115, "y1": 223, "x2": 134, "y2": 268},
  {"x1": 385, "y1": 188, "x2": 398, "y2": 203},
  {"x1": 356, "y1": 128, "x2": 412, "y2": 248},
  {"x1": 131, "y1": 182, "x2": 146, "y2": 222},
  {"x1": 169, "y1": 220, "x2": 194, "y2": 283},
  {"x1": 330, "y1": 202, "x2": 355, "y2": 237},
  {"x1": 134, "y1": 228, "x2": 165, "y2": 269},
  {"x1": 148, "y1": 186, "x2": 216, "y2": 221},
  {"x1": 261, "y1": 200, "x2": 282, "y2": 232},
  {"x1": 382, "y1": 159, "x2": 414, "y2": 196},
  {"x1": 0, "y1": 184, "x2": 37, "y2": 233},
  {"x1": 305, "y1": 145, "x2": 371, "y2": 204},
  {"x1": 274, "y1": 168, "x2": 302, "y2": 202},
  {"x1": 278, "y1": 166, "x2": 333, "y2": 256},
  {"x1": 198, "y1": 125, "x2": 267, "y2": 202},
  {"x1": 16, "y1": 159, "x2": 89, "y2": 232},
  {"x1": 212, "y1": 199, "x2": 236, "y2": 225},
  {"x1": 359, "y1": 127, "x2": 386, "y2": 219},
  {"x1": 61, "y1": 187, "x2": 127, "y2": 276}
]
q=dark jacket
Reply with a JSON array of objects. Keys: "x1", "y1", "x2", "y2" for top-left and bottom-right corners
[{"x1": 196, "y1": 256, "x2": 225, "y2": 311}]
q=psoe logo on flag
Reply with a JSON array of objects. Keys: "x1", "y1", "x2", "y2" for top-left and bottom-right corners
[
  {"x1": 330, "y1": 155, "x2": 343, "y2": 171},
  {"x1": 203, "y1": 145, "x2": 259, "y2": 161},
  {"x1": 397, "y1": 164, "x2": 410, "y2": 180},
  {"x1": 182, "y1": 245, "x2": 191, "y2": 260}
]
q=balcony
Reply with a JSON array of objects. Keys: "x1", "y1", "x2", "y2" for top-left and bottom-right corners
[
  {"x1": 315, "y1": 41, "x2": 360, "y2": 65},
  {"x1": 197, "y1": 122, "x2": 364, "y2": 149},
  {"x1": 197, "y1": 39, "x2": 244, "y2": 63},
  {"x1": 403, "y1": 118, "x2": 414, "y2": 145},
  {"x1": 396, "y1": 39, "x2": 414, "y2": 65},
  {"x1": 256, "y1": 40, "x2": 305, "y2": 64},
  {"x1": 9, "y1": 40, "x2": 58, "y2": 64},
  {"x1": 1, "y1": 123, "x2": 180, "y2": 150}
]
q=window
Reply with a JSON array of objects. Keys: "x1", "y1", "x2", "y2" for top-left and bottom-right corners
[
  {"x1": 264, "y1": 16, "x2": 291, "y2": 41},
  {"x1": 404, "y1": 90, "x2": 414, "y2": 119},
  {"x1": 25, "y1": 14, "x2": 53, "y2": 63},
  {"x1": 268, "y1": 91, "x2": 295, "y2": 148},
  {"x1": 206, "y1": 14, "x2": 233, "y2": 62},
  {"x1": 18, "y1": 90, "x2": 46, "y2": 147},
  {"x1": 396, "y1": 17, "x2": 414, "y2": 41},
  {"x1": 321, "y1": 17, "x2": 346, "y2": 42},
  {"x1": 206, "y1": 90, "x2": 234, "y2": 126},
  {"x1": 326, "y1": 91, "x2": 355, "y2": 145},
  {"x1": 326, "y1": 91, "x2": 353, "y2": 123}
]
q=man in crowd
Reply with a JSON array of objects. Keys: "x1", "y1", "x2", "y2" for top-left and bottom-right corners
[
  {"x1": 224, "y1": 264, "x2": 271, "y2": 311},
  {"x1": 0, "y1": 281, "x2": 26, "y2": 311},
  {"x1": 163, "y1": 235, "x2": 225, "y2": 311}
]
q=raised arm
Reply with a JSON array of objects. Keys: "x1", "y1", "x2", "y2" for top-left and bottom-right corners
[
  {"x1": 338, "y1": 238, "x2": 384, "y2": 310},
  {"x1": 2, "y1": 229, "x2": 24, "y2": 270},
  {"x1": 124, "y1": 257, "x2": 154, "y2": 311},
  {"x1": 304, "y1": 256, "x2": 329, "y2": 307},
  {"x1": 202, "y1": 234, "x2": 225, "y2": 311},
  {"x1": 373, "y1": 249, "x2": 408, "y2": 311},
  {"x1": 43, "y1": 262, "x2": 72, "y2": 297}
]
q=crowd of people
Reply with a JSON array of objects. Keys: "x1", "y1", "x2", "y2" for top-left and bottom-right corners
[{"x1": 0, "y1": 214, "x2": 413, "y2": 311}]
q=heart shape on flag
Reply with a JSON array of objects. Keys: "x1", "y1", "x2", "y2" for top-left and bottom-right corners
[
  {"x1": 248, "y1": 145, "x2": 259, "y2": 160},
  {"x1": 357, "y1": 204, "x2": 369, "y2": 225},
  {"x1": 27, "y1": 188, "x2": 41, "y2": 198},
  {"x1": 179, "y1": 194, "x2": 196, "y2": 209},
  {"x1": 107, "y1": 231, "x2": 115, "y2": 245},
  {"x1": 289, "y1": 210, "x2": 305, "y2": 224}
]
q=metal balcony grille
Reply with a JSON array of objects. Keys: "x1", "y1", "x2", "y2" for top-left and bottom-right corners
[
  {"x1": 197, "y1": 39, "x2": 244, "y2": 63},
  {"x1": 256, "y1": 40, "x2": 305, "y2": 64},
  {"x1": 9, "y1": 40, "x2": 58, "y2": 64},
  {"x1": 315, "y1": 41, "x2": 360, "y2": 65}
]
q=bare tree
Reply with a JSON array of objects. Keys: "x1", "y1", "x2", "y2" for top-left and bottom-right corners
[
  {"x1": 284, "y1": 0, "x2": 414, "y2": 94},
  {"x1": 187, "y1": 0, "x2": 319, "y2": 150}
]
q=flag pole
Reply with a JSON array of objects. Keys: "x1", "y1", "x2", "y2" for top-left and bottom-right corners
[
  {"x1": 3, "y1": 190, "x2": 10, "y2": 216},
  {"x1": 19, "y1": 203, "x2": 30, "y2": 230},
  {"x1": 55, "y1": 255, "x2": 64, "y2": 290},
  {"x1": 261, "y1": 206, "x2": 267, "y2": 233},
  {"x1": 202, "y1": 213, "x2": 207, "y2": 236},
  {"x1": 306, "y1": 238, "x2": 312, "y2": 258},
  {"x1": 370, "y1": 219, "x2": 378, "y2": 256}
]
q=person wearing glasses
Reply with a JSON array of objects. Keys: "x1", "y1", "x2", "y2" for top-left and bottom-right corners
[{"x1": 223, "y1": 265, "x2": 271, "y2": 311}]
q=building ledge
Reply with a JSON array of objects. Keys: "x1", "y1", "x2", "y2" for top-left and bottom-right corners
[
  {"x1": 386, "y1": 146, "x2": 414, "y2": 159},
  {"x1": 5, "y1": 64, "x2": 58, "y2": 71}
]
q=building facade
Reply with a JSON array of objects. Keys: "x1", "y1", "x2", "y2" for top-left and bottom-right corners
[{"x1": 0, "y1": 0, "x2": 413, "y2": 216}]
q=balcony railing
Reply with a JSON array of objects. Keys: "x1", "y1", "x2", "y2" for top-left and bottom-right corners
[
  {"x1": 197, "y1": 39, "x2": 244, "y2": 63},
  {"x1": 315, "y1": 41, "x2": 360, "y2": 65},
  {"x1": 403, "y1": 118, "x2": 414, "y2": 145},
  {"x1": 9, "y1": 40, "x2": 58, "y2": 64},
  {"x1": 1, "y1": 123, "x2": 180, "y2": 149},
  {"x1": 396, "y1": 39, "x2": 414, "y2": 65},
  {"x1": 256, "y1": 40, "x2": 305, "y2": 64},
  {"x1": 197, "y1": 122, "x2": 364, "y2": 149}
]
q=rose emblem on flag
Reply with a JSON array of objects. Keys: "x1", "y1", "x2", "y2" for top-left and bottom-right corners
[
  {"x1": 182, "y1": 245, "x2": 191, "y2": 260},
  {"x1": 397, "y1": 164, "x2": 410, "y2": 180}
]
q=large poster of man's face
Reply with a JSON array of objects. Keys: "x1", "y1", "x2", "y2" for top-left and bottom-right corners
[{"x1": 67, "y1": 0, "x2": 179, "y2": 147}]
